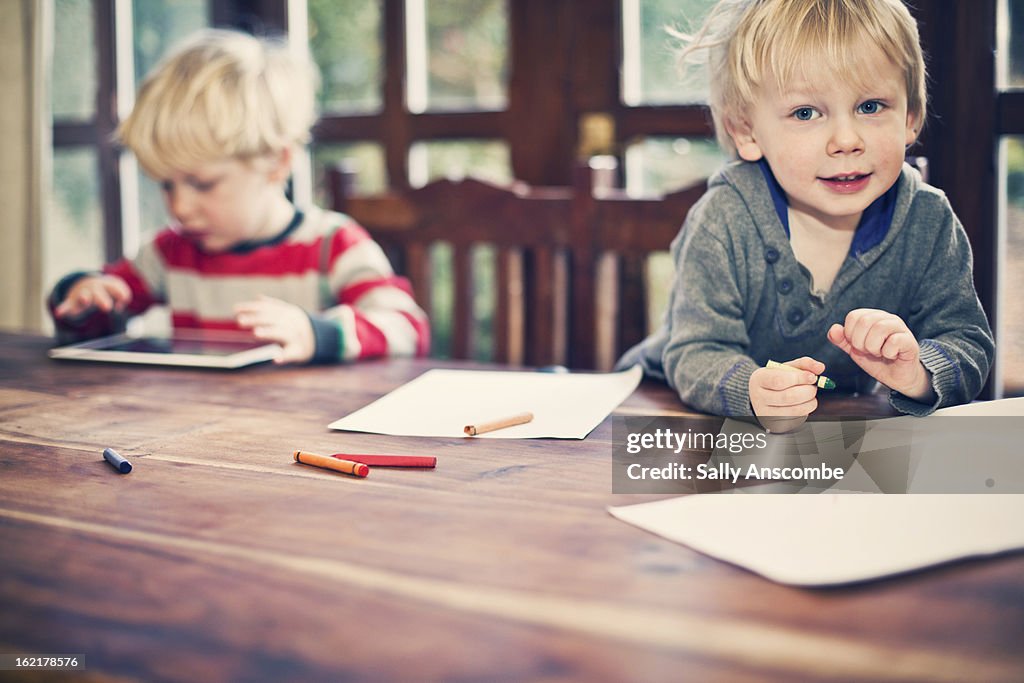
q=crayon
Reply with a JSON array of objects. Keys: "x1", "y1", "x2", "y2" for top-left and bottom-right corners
[
  {"x1": 103, "y1": 447, "x2": 132, "y2": 474},
  {"x1": 464, "y1": 411, "x2": 534, "y2": 436},
  {"x1": 766, "y1": 359, "x2": 836, "y2": 390},
  {"x1": 293, "y1": 450, "x2": 369, "y2": 477},
  {"x1": 331, "y1": 454, "x2": 436, "y2": 468}
]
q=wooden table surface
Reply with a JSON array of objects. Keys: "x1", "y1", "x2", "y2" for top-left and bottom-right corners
[{"x1": 1, "y1": 332, "x2": 1021, "y2": 682}]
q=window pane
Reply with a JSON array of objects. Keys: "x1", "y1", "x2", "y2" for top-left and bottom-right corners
[
  {"x1": 430, "y1": 243, "x2": 454, "y2": 358},
  {"x1": 645, "y1": 252, "x2": 675, "y2": 333},
  {"x1": 309, "y1": 0, "x2": 383, "y2": 113},
  {"x1": 52, "y1": 0, "x2": 96, "y2": 120},
  {"x1": 624, "y1": 136, "x2": 725, "y2": 331},
  {"x1": 471, "y1": 245, "x2": 496, "y2": 361},
  {"x1": 999, "y1": 0, "x2": 1024, "y2": 88},
  {"x1": 405, "y1": 140, "x2": 510, "y2": 361},
  {"x1": 311, "y1": 143, "x2": 387, "y2": 207},
  {"x1": 133, "y1": 0, "x2": 209, "y2": 88},
  {"x1": 136, "y1": 169, "x2": 170, "y2": 245},
  {"x1": 624, "y1": 136, "x2": 725, "y2": 194},
  {"x1": 1001, "y1": 136, "x2": 1024, "y2": 395},
  {"x1": 46, "y1": 148, "x2": 104, "y2": 291},
  {"x1": 407, "y1": 0, "x2": 508, "y2": 113},
  {"x1": 408, "y1": 139, "x2": 511, "y2": 188},
  {"x1": 424, "y1": 244, "x2": 494, "y2": 361},
  {"x1": 621, "y1": 0, "x2": 718, "y2": 105}
]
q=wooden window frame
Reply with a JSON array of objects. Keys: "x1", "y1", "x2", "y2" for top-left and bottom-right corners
[{"x1": 62, "y1": 0, "x2": 1016, "y2": 392}]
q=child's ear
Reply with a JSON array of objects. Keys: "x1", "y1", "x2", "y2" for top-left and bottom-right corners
[
  {"x1": 725, "y1": 116, "x2": 763, "y2": 162},
  {"x1": 904, "y1": 111, "x2": 921, "y2": 147},
  {"x1": 267, "y1": 148, "x2": 294, "y2": 184}
]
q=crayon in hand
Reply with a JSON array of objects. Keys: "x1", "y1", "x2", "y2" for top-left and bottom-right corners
[{"x1": 766, "y1": 360, "x2": 835, "y2": 390}]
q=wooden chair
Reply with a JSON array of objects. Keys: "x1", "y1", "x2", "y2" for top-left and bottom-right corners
[{"x1": 327, "y1": 159, "x2": 707, "y2": 371}]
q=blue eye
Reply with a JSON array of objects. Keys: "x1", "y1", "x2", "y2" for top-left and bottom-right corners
[
  {"x1": 858, "y1": 100, "x2": 885, "y2": 114},
  {"x1": 792, "y1": 107, "x2": 818, "y2": 121}
]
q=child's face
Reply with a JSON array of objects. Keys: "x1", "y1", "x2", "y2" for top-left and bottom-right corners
[
  {"x1": 728, "y1": 52, "x2": 918, "y2": 231},
  {"x1": 159, "y1": 155, "x2": 290, "y2": 253}
]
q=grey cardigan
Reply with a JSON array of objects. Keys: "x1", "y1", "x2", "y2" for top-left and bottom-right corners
[{"x1": 617, "y1": 160, "x2": 994, "y2": 417}]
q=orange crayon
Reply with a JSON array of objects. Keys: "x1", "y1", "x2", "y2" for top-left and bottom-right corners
[{"x1": 293, "y1": 450, "x2": 369, "y2": 477}]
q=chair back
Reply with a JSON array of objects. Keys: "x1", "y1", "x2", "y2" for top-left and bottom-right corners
[{"x1": 327, "y1": 159, "x2": 706, "y2": 370}]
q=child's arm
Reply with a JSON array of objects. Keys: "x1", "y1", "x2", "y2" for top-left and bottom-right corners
[
  {"x1": 53, "y1": 274, "x2": 133, "y2": 319},
  {"x1": 836, "y1": 204, "x2": 992, "y2": 415},
  {"x1": 657, "y1": 203, "x2": 766, "y2": 416},
  {"x1": 48, "y1": 254, "x2": 162, "y2": 343},
  {"x1": 248, "y1": 218, "x2": 429, "y2": 364}
]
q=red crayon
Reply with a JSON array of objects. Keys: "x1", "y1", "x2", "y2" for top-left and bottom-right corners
[{"x1": 331, "y1": 453, "x2": 436, "y2": 469}]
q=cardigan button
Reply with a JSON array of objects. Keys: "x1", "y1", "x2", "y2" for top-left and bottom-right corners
[
  {"x1": 787, "y1": 309, "x2": 805, "y2": 325},
  {"x1": 777, "y1": 278, "x2": 793, "y2": 295},
  {"x1": 764, "y1": 247, "x2": 780, "y2": 264}
]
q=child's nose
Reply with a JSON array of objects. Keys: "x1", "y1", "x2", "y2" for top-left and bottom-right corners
[
  {"x1": 165, "y1": 186, "x2": 196, "y2": 222},
  {"x1": 827, "y1": 116, "x2": 865, "y2": 156}
]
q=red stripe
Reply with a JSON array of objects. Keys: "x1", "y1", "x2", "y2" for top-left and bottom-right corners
[
  {"x1": 171, "y1": 313, "x2": 243, "y2": 332},
  {"x1": 352, "y1": 312, "x2": 389, "y2": 358},
  {"x1": 338, "y1": 275, "x2": 414, "y2": 305},
  {"x1": 152, "y1": 222, "x2": 372, "y2": 277},
  {"x1": 103, "y1": 260, "x2": 160, "y2": 314},
  {"x1": 398, "y1": 310, "x2": 431, "y2": 357},
  {"x1": 327, "y1": 220, "x2": 372, "y2": 261}
]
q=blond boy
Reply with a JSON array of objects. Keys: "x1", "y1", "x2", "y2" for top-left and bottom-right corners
[
  {"x1": 618, "y1": 0, "x2": 993, "y2": 426},
  {"x1": 50, "y1": 29, "x2": 428, "y2": 363}
]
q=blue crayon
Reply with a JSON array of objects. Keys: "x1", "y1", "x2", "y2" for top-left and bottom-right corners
[{"x1": 103, "y1": 447, "x2": 132, "y2": 474}]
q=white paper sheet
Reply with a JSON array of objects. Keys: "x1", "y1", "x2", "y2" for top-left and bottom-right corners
[
  {"x1": 608, "y1": 494, "x2": 1024, "y2": 586},
  {"x1": 932, "y1": 396, "x2": 1024, "y2": 416},
  {"x1": 329, "y1": 366, "x2": 643, "y2": 439}
]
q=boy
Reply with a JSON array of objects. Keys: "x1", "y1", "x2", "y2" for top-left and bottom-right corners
[
  {"x1": 50, "y1": 29, "x2": 429, "y2": 364},
  {"x1": 617, "y1": 0, "x2": 993, "y2": 426}
]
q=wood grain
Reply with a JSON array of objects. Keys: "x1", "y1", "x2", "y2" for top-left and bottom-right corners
[{"x1": 1, "y1": 332, "x2": 1021, "y2": 682}]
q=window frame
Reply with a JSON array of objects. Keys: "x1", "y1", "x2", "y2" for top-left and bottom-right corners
[{"x1": 56, "y1": 0, "x2": 1018, "y2": 394}]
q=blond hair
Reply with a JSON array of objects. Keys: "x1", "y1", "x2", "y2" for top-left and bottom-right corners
[
  {"x1": 117, "y1": 29, "x2": 319, "y2": 178},
  {"x1": 679, "y1": 0, "x2": 926, "y2": 155}
]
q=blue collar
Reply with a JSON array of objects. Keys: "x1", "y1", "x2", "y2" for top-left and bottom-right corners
[
  {"x1": 229, "y1": 206, "x2": 305, "y2": 254},
  {"x1": 757, "y1": 159, "x2": 897, "y2": 256}
]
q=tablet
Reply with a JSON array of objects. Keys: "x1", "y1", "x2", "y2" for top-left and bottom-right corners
[{"x1": 48, "y1": 331, "x2": 280, "y2": 368}]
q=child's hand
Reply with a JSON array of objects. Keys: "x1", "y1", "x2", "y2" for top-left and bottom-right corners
[
  {"x1": 748, "y1": 356, "x2": 823, "y2": 433},
  {"x1": 235, "y1": 296, "x2": 315, "y2": 364},
  {"x1": 54, "y1": 275, "x2": 132, "y2": 319},
  {"x1": 827, "y1": 308, "x2": 934, "y2": 401}
]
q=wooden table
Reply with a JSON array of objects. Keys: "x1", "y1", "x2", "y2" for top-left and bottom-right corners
[{"x1": 1, "y1": 332, "x2": 1021, "y2": 681}]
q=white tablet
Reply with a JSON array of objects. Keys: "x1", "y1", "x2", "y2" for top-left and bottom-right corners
[{"x1": 48, "y1": 331, "x2": 280, "y2": 368}]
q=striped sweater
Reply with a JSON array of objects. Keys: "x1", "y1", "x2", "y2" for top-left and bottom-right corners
[{"x1": 49, "y1": 205, "x2": 430, "y2": 363}]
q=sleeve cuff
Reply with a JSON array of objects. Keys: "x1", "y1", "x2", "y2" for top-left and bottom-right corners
[
  {"x1": 716, "y1": 358, "x2": 759, "y2": 416},
  {"x1": 888, "y1": 340, "x2": 956, "y2": 416},
  {"x1": 308, "y1": 313, "x2": 345, "y2": 364}
]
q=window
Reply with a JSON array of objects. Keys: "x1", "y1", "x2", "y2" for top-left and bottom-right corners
[
  {"x1": 997, "y1": 0, "x2": 1024, "y2": 395},
  {"x1": 309, "y1": 0, "x2": 383, "y2": 114},
  {"x1": 48, "y1": 0, "x2": 210, "y2": 312},
  {"x1": 43, "y1": 0, "x2": 1015, "y2": 383},
  {"x1": 408, "y1": 0, "x2": 507, "y2": 113},
  {"x1": 308, "y1": 0, "x2": 513, "y2": 359}
]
